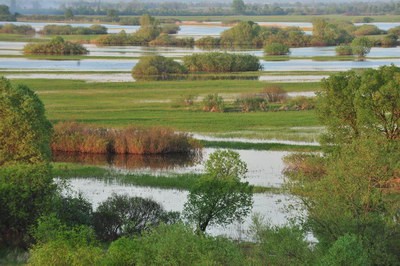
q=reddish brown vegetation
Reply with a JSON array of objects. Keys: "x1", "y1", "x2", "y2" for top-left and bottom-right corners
[{"x1": 51, "y1": 122, "x2": 201, "y2": 155}]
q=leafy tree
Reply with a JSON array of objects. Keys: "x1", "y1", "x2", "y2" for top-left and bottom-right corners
[
  {"x1": 351, "y1": 36, "x2": 372, "y2": 59},
  {"x1": 184, "y1": 150, "x2": 253, "y2": 233},
  {"x1": 316, "y1": 65, "x2": 400, "y2": 143},
  {"x1": 93, "y1": 194, "x2": 179, "y2": 241},
  {"x1": 0, "y1": 4, "x2": 16, "y2": 21},
  {"x1": 264, "y1": 42, "x2": 290, "y2": 55},
  {"x1": 381, "y1": 34, "x2": 398, "y2": 47},
  {"x1": 0, "y1": 77, "x2": 52, "y2": 166},
  {"x1": 311, "y1": 18, "x2": 354, "y2": 46},
  {"x1": 132, "y1": 55, "x2": 187, "y2": 81},
  {"x1": 335, "y1": 44, "x2": 353, "y2": 56},
  {"x1": 106, "y1": 9, "x2": 119, "y2": 22},
  {"x1": 232, "y1": 0, "x2": 246, "y2": 14}
]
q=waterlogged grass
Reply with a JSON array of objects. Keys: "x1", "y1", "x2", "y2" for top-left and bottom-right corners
[
  {"x1": 52, "y1": 163, "x2": 282, "y2": 193},
  {"x1": 8, "y1": 78, "x2": 320, "y2": 141},
  {"x1": 201, "y1": 140, "x2": 321, "y2": 152}
]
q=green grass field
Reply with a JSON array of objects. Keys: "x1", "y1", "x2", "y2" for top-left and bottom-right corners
[{"x1": 8, "y1": 78, "x2": 321, "y2": 141}]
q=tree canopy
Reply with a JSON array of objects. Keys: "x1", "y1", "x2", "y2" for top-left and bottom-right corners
[
  {"x1": 184, "y1": 150, "x2": 253, "y2": 233},
  {"x1": 132, "y1": 55, "x2": 187, "y2": 81},
  {"x1": 0, "y1": 77, "x2": 52, "y2": 166}
]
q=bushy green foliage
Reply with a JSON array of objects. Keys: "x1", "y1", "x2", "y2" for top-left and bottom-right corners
[
  {"x1": 51, "y1": 194, "x2": 93, "y2": 227},
  {"x1": 351, "y1": 36, "x2": 372, "y2": 58},
  {"x1": 23, "y1": 36, "x2": 89, "y2": 55},
  {"x1": 354, "y1": 24, "x2": 383, "y2": 36},
  {"x1": 93, "y1": 194, "x2": 179, "y2": 241},
  {"x1": 262, "y1": 86, "x2": 288, "y2": 103},
  {"x1": 264, "y1": 42, "x2": 290, "y2": 55},
  {"x1": 0, "y1": 163, "x2": 55, "y2": 248},
  {"x1": 388, "y1": 25, "x2": 400, "y2": 36},
  {"x1": 104, "y1": 223, "x2": 245, "y2": 265},
  {"x1": 0, "y1": 24, "x2": 35, "y2": 34},
  {"x1": 195, "y1": 36, "x2": 221, "y2": 48},
  {"x1": 202, "y1": 93, "x2": 225, "y2": 112},
  {"x1": 29, "y1": 216, "x2": 103, "y2": 266},
  {"x1": 317, "y1": 234, "x2": 371, "y2": 266},
  {"x1": 183, "y1": 52, "x2": 261, "y2": 72},
  {"x1": 249, "y1": 216, "x2": 315, "y2": 265},
  {"x1": 149, "y1": 33, "x2": 194, "y2": 47},
  {"x1": 335, "y1": 44, "x2": 353, "y2": 55},
  {"x1": 184, "y1": 150, "x2": 253, "y2": 232},
  {"x1": 161, "y1": 24, "x2": 180, "y2": 34},
  {"x1": 316, "y1": 65, "x2": 400, "y2": 143},
  {"x1": 132, "y1": 55, "x2": 188, "y2": 81},
  {"x1": 311, "y1": 18, "x2": 354, "y2": 46},
  {"x1": 0, "y1": 77, "x2": 52, "y2": 166},
  {"x1": 40, "y1": 24, "x2": 107, "y2": 35}
]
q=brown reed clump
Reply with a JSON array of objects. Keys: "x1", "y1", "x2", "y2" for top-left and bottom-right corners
[{"x1": 51, "y1": 122, "x2": 201, "y2": 155}]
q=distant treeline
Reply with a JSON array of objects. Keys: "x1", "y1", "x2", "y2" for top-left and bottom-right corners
[{"x1": 15, "y1": 1, "x2": 400, "y2": 17}]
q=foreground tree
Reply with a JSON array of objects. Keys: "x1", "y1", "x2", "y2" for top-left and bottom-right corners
[
  {"x1": 184, "y1": 150, "x2": 253, "y2": 233},
  {"x1": 316, "y1": 65, "x2": 400, "y2": 143},
  {"x1": 0, "y1": 77, "x2": 52, "y2": 166}
]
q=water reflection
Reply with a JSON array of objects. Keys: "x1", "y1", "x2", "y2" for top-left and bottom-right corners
[
  {"x1": 53, "y1": 151, "x2": 201, "y2": 171},
  {"x1": 68, "y1": 177, "x2": 301, "y2": 239},
  {"x1": 54, "y1": 148, "x2": 289, "y2": 187}
]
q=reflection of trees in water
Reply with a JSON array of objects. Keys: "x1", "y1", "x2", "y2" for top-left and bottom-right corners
[{"x1": 52, "y1": 151, "x2": 202, "y2": 171}]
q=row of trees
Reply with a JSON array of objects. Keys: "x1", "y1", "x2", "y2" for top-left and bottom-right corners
[
  {"x1": 94, "y1": 14, "x2": 193, "y2": 47},
  {"x1": 196, "y1": 19, "x2": 399, "y2": 50},
  {"x1": 40, "y1": 24, "x2": 107, "y2": 35},
  {"x1": 131, "y1": 54, "x2": 261, "y2": 81}
]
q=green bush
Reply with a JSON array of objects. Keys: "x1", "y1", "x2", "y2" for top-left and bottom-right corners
[
  {"x1": 202, "y1": 94, "x2": 225, "y2": 112},
  {"x1": 0, "y1": 24, "x2": 35, "y2": 34},
  {"x1": 93, "y1": 194, "x2": 179, "y2": 241},
  {"x1": 132, "y1": 55, "x2": 188, "y2": 81},
  {"x1": 354, "y1": 24, "x2": 383, "y2": 36},
  {"x1": 388, "y1": 25, "x2": 400, "y2": 36},
  {"x1": 0, "y1": 164, "x2": 56, "y2": 248},
  {"x1": 380, "y1": 34, "x2": 398, "y2": 47},
  {"x1": 149, "y1": 34, "x2": 194, "y2": 47},
  {"x1": 335, "y1": 44, "x2": 353, "y2": 55},
  {"x1": 351, "y1": 36, "x2": 372, "y2": 58},
  {"x1": 161, "y1": 24, "x2": 180, "y2": 34},
  {"x1": 103, "y1": 223, "x2": 245, "y2": 265},
  {"x1": 183, "y1": 52, "x2": 261, "y2": 73},
  {"x1": 195, "y1": 36, "x2": 221, "y2": 48},
  {"x1": 23, "y1": 36, "x2": 88, "y2": 55},
  {"x1": 262, "y1": 86, "x2": 288, "y2": 103},
  {"x1": 264, "y1": 42, "x2": 290, "y2": 55}
]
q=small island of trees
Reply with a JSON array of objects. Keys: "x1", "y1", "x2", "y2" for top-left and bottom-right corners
[{"x1": 23, "y1": 36, "x2": 89, "y2": 55}]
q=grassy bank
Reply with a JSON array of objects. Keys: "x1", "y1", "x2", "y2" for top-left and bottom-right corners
[
  {"x1": 52, "y1": 162, "x2": 283, "y2": 193},
  {"x1": 8, "y1": 78, "x2": 320, "y2": 141},
  {"x1": 201, "y1": 140, "x2": 320, "y2": 152}
]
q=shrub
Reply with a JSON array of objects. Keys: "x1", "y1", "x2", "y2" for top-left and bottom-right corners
[
  {"x1": 283, "y1": 96, "x2": 316, "y2": 111},
  {"x1": 235, "y1": 94, "x2": 267, "y2": 112},
  {"x1": 335, "y1": 44, "x2": 353, "y2": 55},
  {"x1": 51, "y1": 194, "x2": 93, "y2": 227},
  {"x1": 202, "y1": 94, "x2": 225, "y2": 112},
  {"x1": 23, "y1": 36, "x2": 88, "y2": 55},
  {"x1": 261, "y1": 86, "x2": 288, "y2": 103},
  {"x1": 51, "y1": 121, "x2": 200, "y2": 155},
  {"x1": 103, "y1": 223, "x2": 244, "y2": 265},
  {"x1": 93, "y1": 194, "x2": 179, "y2": 241},
  {"x1": 149, "y1": 34, "x2": 194, "y2": 47},
  {"x1": 0, "y1": 24, "x2": 35, "y2": 34},
  {"x1": 195, "y1": 36, "x2": 221, "y2": 48},
  {"x1": 380, "y1": 34, "x2": 398, "y2": 47},
  {"x1": 161, "y1": 24, "x2": 180, "y2": 34},
  {"x1": 264, "y1": 42, "x2": 290, "y2": 55},
  {"x1": 0, "y1": 164, "x2": 56, "y2": 248},
  {"x1": 354, "y1": 24, "x2": 383, "y2": 36},
  {"x1": 132, "y1": 55, "x2": 188, "y2": 81},
  {"x1": 388, "y1": 25, "x2": 400, "y2": 36},
  {"x1": 183, "y1": 52, "x2": 262, "y2": 73}
]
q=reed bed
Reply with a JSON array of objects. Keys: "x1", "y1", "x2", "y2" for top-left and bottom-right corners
[{"x1": 51, "y1": 122, "x2": 201, "y2": 155}]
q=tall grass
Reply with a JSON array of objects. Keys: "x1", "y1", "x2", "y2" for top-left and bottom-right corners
[{"x1": 51, "y1": 122, "x2": 201, "y2": 155}]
